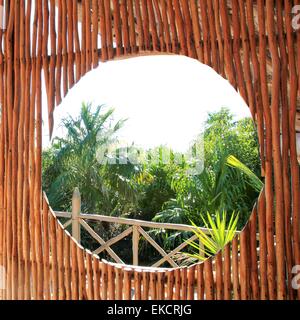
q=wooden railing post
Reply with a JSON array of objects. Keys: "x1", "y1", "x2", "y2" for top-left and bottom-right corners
[
  {"x1": 132, "y1": 226, "x2": 139, "y2": 265},
  {"x1": 72, "y1": 187, "x2": 81, "y2": 243}
]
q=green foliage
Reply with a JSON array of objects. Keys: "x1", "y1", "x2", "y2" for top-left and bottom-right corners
[
  {"x1": 226, "y1": 155, "x2": 264, "y2": 193},
  {"x1": 153, "y1": 108, "x2": 261, "y2": 230},
  {"x1": 131, "y1": 154, "x2": 178, "y2": 221},
  {"x1": 42, "y1": 102, "x2": 139, "y2": 214},
  {"x1": 186, "y1": 210, "x2": 239, "y2": 262},
  {"x1": 43, "y1": 104, "x2": 261, "y2": 265}
]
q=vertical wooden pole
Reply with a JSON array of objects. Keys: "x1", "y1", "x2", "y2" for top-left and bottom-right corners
[
  {"x1": 134, "y1": 270, "x2": 142, "y2": 300},
  {"x1": 72, "y1": 187, "x2": 81, "y2": 243},
  {"x1": 124, "y1": 267, "x2": 132, "y2": 300},
  {"x1": 132, "y1": 225, "x2": 139, "y2": 266}
]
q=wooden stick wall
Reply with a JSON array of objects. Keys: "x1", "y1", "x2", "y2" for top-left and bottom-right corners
[{"x1": 0, "y1": 0, "x2": 299, "y2": 300}]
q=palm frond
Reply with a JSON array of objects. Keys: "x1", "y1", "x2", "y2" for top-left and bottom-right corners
[
  {"x1": 226, "y1": 155, "x2": 263, "y2": 193},
  {"x1": 184, "y1": 210, "x2": 239, "y2": 263}
]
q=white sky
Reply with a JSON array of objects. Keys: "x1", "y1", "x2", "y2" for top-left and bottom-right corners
[{"x1": 42, "y1": 55, "x2": 251, "y2": 152}]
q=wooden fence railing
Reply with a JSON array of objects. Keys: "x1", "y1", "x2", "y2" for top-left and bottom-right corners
[{"x1": 55, "y1": 188, "x2": 241, "y2": 268}]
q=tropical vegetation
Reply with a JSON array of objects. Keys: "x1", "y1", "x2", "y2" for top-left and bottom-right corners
[{"x1": 42, "y1": 103, "x2": 262, "y2": 265}]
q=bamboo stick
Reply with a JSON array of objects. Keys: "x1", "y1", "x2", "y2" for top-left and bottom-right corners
[
  {"x1": 266, "y1": 1, "x2": 286, "y2": 299},
  {"x1": 57, "y1": 226, "x2": 66, "y2": 300},
  {"x1": 121, "y1": 0, "x2": 130, "y2": 54},
  {"x1": 141, "y1": 0, "x2": 150, "y2": 50},
  {"x1": 173, "y1": 0, "x2": 187, "y2": 56},
  {"x1": 196, "y1": 263, "x2": 204, "y2": 300},
  {"x1": 249, "y1": 207, "x2": 259, "y2": 300},
  {"x1": 223, "y1": 244, "x2": 231, "y2": 300},
  {"x1": 77, "y1": 246, "x2": 86, "y2": 300},
  {"x1": 199, "y1": 0, "x2": 210, "y2": 65},
  {"x1": 64, "y1": 232, "x2": 72, "y2": 300},
  {"x1": 85, "y1": 251, "x2": 94, "y2": 300},
  {"x1": 212, "y1": 0, "x2": 223, "y2": 75},
  {"x1": 166, "y1": 269, "x2": 174, "y2": 300},
  {"x1": 153, "y1": 0, "x2": 165, "y2": 51},
  {"x1": 124, "y1": 267, "x2": 132, "y2": 300},
  {"x1": 257, "y1": 0, "x2": 276, "y2": 299},
  {"x1": 174, "y1": 268, "x2": 181, "y2": 299},
  {"x1": 181, "y1": 0, "x2": 196, "y2": 58},
  {"x1": 104, "y1": 0, "x2": 113, "y2": 59},
  {"x1": 276, "y1": 0, "x2": 293, "y2": 300},
  {"x1": 92, "y1": 255, "x2": 101, "y2": 300},
  {"x1": 147, "y1": 0, "x2": 159, "y2": 51},
  {"x1": 257, "y1": 189, "x2": 268, "y2": 299},
  {"x1": 160, "y1": 0, "x2": 171, "y2": 52},
  {"x1": 204, "y1": 258, "x2": 214, "y2": 300},
  {"x1": 42, "y1": 196, "x2": 50, "y2": 300},
  {"x1": 84, "y1": 0, "x2": 92, "y2": 71},
  {"x1": 107, "y1": 263, "x2": 115, "y2": 300},
  {"x1": 112, "y1": 0, "x2": 122, "y2": 56},
  {"x1": 67, "y1": 0, "x2": 75, "y2": 86},
  {"x1": 150, "y1": 271, "x2": 157, "y2": 300},
  {"x1": 232, "y1": 236, "x2": 240, "y2": 300},
  {"x1": 157, "y1": 271, "x2": 165, "y2": 300},
  {"x1": 48, "y1": 0, "x2": 56, "y2": 136},
  {"x1": 80, "y1": 0, "x2": 87, "y2": 75},
  {"x1": 220, "y1": 1, "x2": 236, "y2": 88},
  {"x1": 240, "y1": 226, "x2": 250, "y2": 300},
  {"x1": 101, "y1": 261, "x2": 108, "y2": 300},
  {"x1": 231, "y1": 0, "x2": 247, "y2": 103},
  {"x1": 133, "y1": 0, "x2": 144, "y2": 51},
  {"x1": 134, "y1": 270, "x2": 142, "y2": 300},
  {"x1": 180, "y1": 267, "x2": 187, "y2": 300},
  {"x1": 142, "y1": 271, "x2": 149, "y2": 300},
  {"x1": 17, "y1": 0, "x2": 25, "y2": 300},
  {"x1": 190, "y1": 0, "x2": 203, "y2": 61},
  {"x1": 285, "y1": 0, "x2": 300, "y2": 299},
  {"x1": 238, "y1": 0, "x2": 255, "y2": 116},
  {"x1": 55, "y1": 0, "x2": 63, "y2": 105},
  {"x1": 73, "y1": 0, "x2": 81, "y2": 81},
  {"x1": 11, "y1": 0, "x2": 21, "y2": 300},
  {"x1": 187, "y1": 266, "x2": 195, "y2": 300},
  {"x1": 245, "y1": 0, "x2": 265, "y2": 173},
  {"x1": 206, "y1": 0, "x2": 218, "y2": 72},
  {"x1": 215, "y1": 252, "x2": 223, "y2": 300},
  {"x1": 62, "y1": 0, "x2": 69, "y2": 95},
  {"x1": 49, "y1": 214, "x2": 58, "y2": 300},
  {"x1": 71, "y1": 240, "x2": 79, "y2": 300},
  {"x1": 166, "y1": 0, "x2": 178, "y2": 53}
]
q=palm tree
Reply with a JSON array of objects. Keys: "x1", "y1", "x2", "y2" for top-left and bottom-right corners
[
  {"x1": 43, "y1": 102, "x2": 139, "y2": 214},
  {"x1": 54, "y1": 102, "x2": 124, "y2": 163},
  {"x1": 183, "y1": 210, "x2": 239, "y2": 264}
]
